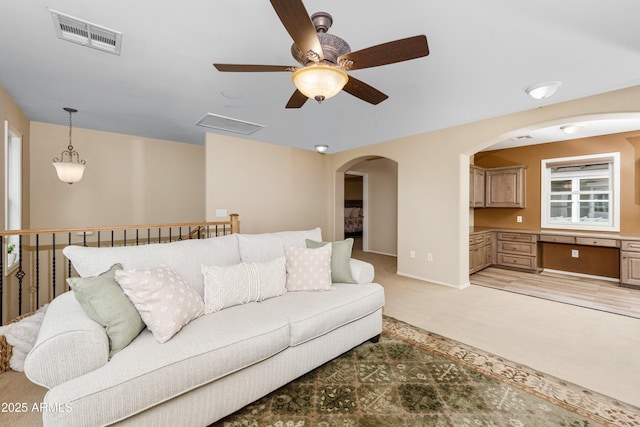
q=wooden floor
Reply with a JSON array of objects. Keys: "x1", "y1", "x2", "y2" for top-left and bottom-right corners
[{"x1": 470, "y1": 267, "x2": 640, "y2": 318}]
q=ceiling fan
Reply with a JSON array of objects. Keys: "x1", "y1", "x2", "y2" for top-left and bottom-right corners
[{"x1": 213, "y1": 0, "x2": 430, "y2": 108}]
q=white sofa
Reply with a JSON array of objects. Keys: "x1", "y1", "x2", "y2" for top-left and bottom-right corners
[{"x1": 24, "y1": 228, "x2": 384, "y2": 427}]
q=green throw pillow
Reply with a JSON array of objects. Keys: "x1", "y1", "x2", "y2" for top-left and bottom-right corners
[
  {"x1": 67, "y1": 263, "x2": 145, "y2": 358},
  {"x1": 306, "y1": 238, "x2": 356, "y2": 283}
]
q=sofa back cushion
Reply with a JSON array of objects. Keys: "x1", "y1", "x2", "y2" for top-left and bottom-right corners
[
  {"x1": 237, "y1": 227, "x2": 322, "y2": 263},
  {"x1": 63, "y1": 235, "x2": 241, "y2": 297}
]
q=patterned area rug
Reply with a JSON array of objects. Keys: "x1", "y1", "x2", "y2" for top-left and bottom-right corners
[{"x1": 213, "y1": 317, "x2": 640, "y2": 426}]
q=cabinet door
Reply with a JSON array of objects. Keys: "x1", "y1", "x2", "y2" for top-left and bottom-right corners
[
  {"x1": 485, "y1": 167, "x2": 525, "y2": 208},
  {"x1": 621, "y1": 252, "x2": 640, "y2": 286},
  {"x1": 469, "y1": 166, "x2": 485, "y2": 208}
]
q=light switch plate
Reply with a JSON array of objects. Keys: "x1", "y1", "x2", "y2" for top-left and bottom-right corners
[{"x1": 215, "y1": 209, "x2": 228, "y2": 218}]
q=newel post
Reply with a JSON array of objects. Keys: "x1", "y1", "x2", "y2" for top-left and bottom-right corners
[{"x1": 230, "y1": 214, "x2": 240, "y2": 234}]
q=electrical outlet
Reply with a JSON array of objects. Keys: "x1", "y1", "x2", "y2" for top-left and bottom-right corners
[
  {"x1": 410, "y1": 250, "x2": 416, "y2": 259},
  {"x1": 571, "y1": 249, "x2": 579, "y2": 258},
  {"x1": 427, "y1": 253, "x2": 433, "y2": 262},
  {"x1": 516, "y1": 216, "x2": 523, "y2": 223}
]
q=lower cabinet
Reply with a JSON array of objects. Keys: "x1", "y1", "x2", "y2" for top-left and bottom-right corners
[
  {"x1": 495, "y1": 232, "x2": 537, "y2": 271},
  {"x1": 621, "y1": 241, "x2": 640, "y2": 287},
  {"x1": 469, "y1": 232, "x2": 494, "y2": 274}
]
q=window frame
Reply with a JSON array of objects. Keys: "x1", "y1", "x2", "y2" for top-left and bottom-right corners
[
  {"x1": 4, "y1": 120, "x2": 22, "y2": 274},
  {"x1": 540, "y1": 152, "x2": 620, "y2": 232}
]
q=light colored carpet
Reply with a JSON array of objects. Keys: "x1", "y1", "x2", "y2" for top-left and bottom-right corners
[{"x1": 353, "y1": 247, "x2": 640, "y2": 408}]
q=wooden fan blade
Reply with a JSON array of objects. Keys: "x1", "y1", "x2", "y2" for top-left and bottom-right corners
[
  {"x1": 338, "y1": 35, "x2": 429, "y2": 71},
  {"x1": 342, "y1": 76, "x2": 388, "y2": 105},
  {"x1": 285, "y1": 89, "x2": 308, "y2": 108},
  {"x1": 270, "y1": 0, "x2": 324, "y2": 61},
  {"x1": 213, "y1": 64, "x2": 295, "y2": 72}
]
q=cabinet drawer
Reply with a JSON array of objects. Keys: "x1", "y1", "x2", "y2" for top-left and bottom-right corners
[
  {"x1": 575, "y1": 237, "x2": 619, "y2": 248},
  {"x1": 483, "y1": 233, "x2": 494, "y2": 245},
  {"x1": 497, "y1": 232, "x2": 536, "y2": 243},
  {"x1": 469, "y1": 235, "x2": 485, "y2": 245},
  {"x1": 539, "y1": 235, "x2": 575, "y2": 244},
  {"x1": 497, "y1": 241, "x2": 536, "y2": 256},
  {"x1": 496, "y1": 253, "x2": 536, "y2": 270},
  {"x1": 621, "y1": 241, "x2": 640, "y2": 252}
]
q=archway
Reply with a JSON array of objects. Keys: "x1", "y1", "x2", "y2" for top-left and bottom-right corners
[{"x1": 335, "y1": 156, "x2": 398, "y2": 256}]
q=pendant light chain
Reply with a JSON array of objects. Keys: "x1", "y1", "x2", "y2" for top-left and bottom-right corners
[{"x1": 67, "y1": 109, "x2": 74, "y2": 152}]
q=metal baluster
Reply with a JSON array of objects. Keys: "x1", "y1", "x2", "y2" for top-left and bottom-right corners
[
  {"x1": 15, "y1": 235, "x2": 25, "y2": 315},
  {"x1": 36, "y1": 234, "x2": 40, "y2": 308},
  {"x1": 169, "y1": 228, "x2": 172, "y2": 242},
  {"x1": 98, "y1": 231, "x2": 101, "y2": 248},
  {"x1": 136, "y1": 229, "x2": 139, "y2": 246},
  {"x1": 158, "y1": 228, "x2": 161, "y2": 244},
  {"x1": 147, "y1": 229, "x2": 151, "y2": 245},
  {"x1": 111, "y1": 230, "x2": 115, "y2": 247},
  {"x1": 68, "y1": 233, "x2": 72, "y2": 280},
  {"x1": 124, "y1": 230, "x2": 127, "y2": 247},
  {"x1": 52, "y1": 233, "x2": 56, "y2": 298}
]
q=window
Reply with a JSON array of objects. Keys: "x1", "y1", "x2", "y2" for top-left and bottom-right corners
[
  {"x1": 4, "y1": 120, "x2": 22, "y2": 271},
  {"x1": 541, "y1": 152, "x2": 620, "y2": 231}
]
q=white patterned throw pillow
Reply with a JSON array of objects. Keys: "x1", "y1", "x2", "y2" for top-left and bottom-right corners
[
  {"x1": 283, "y1": 243, "x2": 334, "y2": 291},
  {"x1": 202, "y1": 256, "x2": 287, "y2": 314},
  {"x1": 115, "y1": 264, "x2": 204, "y2": 343}
]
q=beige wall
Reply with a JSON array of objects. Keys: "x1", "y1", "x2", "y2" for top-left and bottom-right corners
[
  {"x1": 205, "y1": 133, "x2": 331, "y2": 235},
  {"x1": 0, "y1": 85, "x2": 30, "y2": 230},
  {"x1": 473, "y1": 130, "x2": 640, "y2": 234},
  {"x1": 349, "y1": 158, "x2": 398, "y2": 256},
  {"x1": 30, "y1": 122, "x2": 205, "y2": 228},
  {"x1": 330, "y1": 85, "x2": 640, "y2": 288}
]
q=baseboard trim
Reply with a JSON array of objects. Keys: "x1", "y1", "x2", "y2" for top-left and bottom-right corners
[
  {"x1": 396, "y1": 271, "x2": 470, "y2": 290},
  {"x1": 365, "y1": 250, "x2": 397, "y2": 257},
  {"x1": 542, "y1": 268, "x2": 619, "y2": 283}
]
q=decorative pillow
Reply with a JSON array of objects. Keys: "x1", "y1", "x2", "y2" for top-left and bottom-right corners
[
  {"x1": 67, "y1": 264, "x2": 145, "y2": 357},
  {"x1": 350, "y1": 208, "x2": 361, "y2": 218},
  {"x1": 306, "y1": 238, "x2": 356, "y2": 283},
  {"x1": 115, "y1": 264, "x2": 204, "y2": 343},
  {"x1": 284, "y1": 243, "x2": 333, "y2": 291},
  {"x1": 202, "y1": 256, "x2": 286, "y2": 314}
]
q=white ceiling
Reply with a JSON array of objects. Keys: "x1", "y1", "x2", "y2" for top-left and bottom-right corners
[{"x1": 1, "y1": 0, "x2": 640, "y2": 153}]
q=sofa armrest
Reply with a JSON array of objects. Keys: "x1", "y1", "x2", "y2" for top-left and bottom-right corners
[
  {"x1": 349, "y1": 259, "x2": 375, "y2": 284},
  {"x1": 24, "y1": 292, "x2": 109, "y2": 389}
]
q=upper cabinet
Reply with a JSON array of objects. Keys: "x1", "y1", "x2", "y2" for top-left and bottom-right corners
[
  {"x1": 470, "y1": 165, "x2": 526, "y2": 208},
  {"x1": 469, "y1": 166, "x2": 485, "y2": 208}
]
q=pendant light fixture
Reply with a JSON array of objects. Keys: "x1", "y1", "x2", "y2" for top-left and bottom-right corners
[{"x1": 53, "y1": 107, "x2": 86, "y2": 184}]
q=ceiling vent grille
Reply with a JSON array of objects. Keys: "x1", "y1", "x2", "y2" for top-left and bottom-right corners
[
  {"x1": 196, "y1": 113, "x2": 265, "y2": 135},
  {"x1": 50, "y1": 9, "x2": 122, "y2": 55}
]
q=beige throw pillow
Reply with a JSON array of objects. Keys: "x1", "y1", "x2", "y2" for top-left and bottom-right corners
[
  {"x1": 115, "y1": 264, "x2": 204, "y2": 343},
  {"x1": 284, "y1": 243, "x2": 334, "y2": 291},
  {"x1": 202, "y1": 256, "x2": 287, "y2": 314}
]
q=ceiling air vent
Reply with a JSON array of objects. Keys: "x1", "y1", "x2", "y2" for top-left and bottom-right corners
[
  {"x1": 196, "y1": 113, "x2": 265, "y2": 135},
  {"x1": 50, "y1": 9, "x2": 123, "y2": 55}
]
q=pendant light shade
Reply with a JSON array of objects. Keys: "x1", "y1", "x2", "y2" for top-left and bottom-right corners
[
  {"x1": 292, "y1": 65, "x2": 348, "y2": 103},
  {"x1": 53, "y1": 107, "x2": 86, "y2": 184}
]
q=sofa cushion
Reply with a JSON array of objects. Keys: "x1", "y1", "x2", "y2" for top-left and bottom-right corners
[
  {"x1": 24, "y1": 292, "x2": 109, "y2": 389},
  {"x1": 202, "y1": 256, "x2": 286, "y2": 314},
  {"x1": 258, "y1": 282, "x2": 385, "y2": 346},
  {"x1": 237, "y1": 227, "x2": 322, "y2": 263},
  {"x1": 116, "y1": 264, "x2": 204, "y2": 343},
  {"x1": 43, "y1": 303, "x2": 290, "y2": 426},
  {"x1": 306, "y1": 238, "x2": 356, "y2": 283},
  {"x1": 63, "y1": 234, "x2": 241, "y2": 297},
  {"x1": 67, "y1": 263, "x2": 145, "y2": 358}
]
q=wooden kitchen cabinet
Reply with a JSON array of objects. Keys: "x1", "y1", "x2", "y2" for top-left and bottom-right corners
[
  {"x1": 621, "y1": 240, "x2": 640, "y2": 288},
  {"x1": 469, "y1": 232, "x2": 494, "y2": 273},
  {"x1": 469, "y1": 166, "x2": 486, "y2": 208},
  {"x1": 495, "y1": 232, "x2": 537, "y2": 271},
  {"x1": 484, "y1": 166, "x2": 526, "y2": 208}
]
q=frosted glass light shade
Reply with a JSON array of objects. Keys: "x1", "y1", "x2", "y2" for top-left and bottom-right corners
[
  {"x1": 53, "y1": 161, "x2": 86, "y2": 184},
  {"x1": 292, "y1": 65, "x2": 348, "y2": 102},
  {"x1": 525, "y1": 81, "x2": 562, "y2": 100}
]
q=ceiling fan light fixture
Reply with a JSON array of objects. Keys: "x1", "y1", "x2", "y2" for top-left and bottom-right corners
[
  {"x1": 525, "y1": 81, "x2": 562, "y2": 100},
  {"x1": 292, "y1": 65, "x2": 348, "y2": 103}
]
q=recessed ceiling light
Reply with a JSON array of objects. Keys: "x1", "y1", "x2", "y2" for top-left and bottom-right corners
[
  {"x1": 560, "y1": 124, "x2": 584, "y2": 134},
  {"x1": 221, "y1": 90, "x2": 243, "y2": 99},
  {"x1": 525, "y1": 81, "x2": 562, "y2": 100},
  {"x1": 314, "y1": 144, "x2": 329, "y2": 154}
]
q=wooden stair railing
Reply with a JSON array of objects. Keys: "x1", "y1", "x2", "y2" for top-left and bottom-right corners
[{"x1": 0, "y1": 214, "x2": 239, "y2": 325}]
